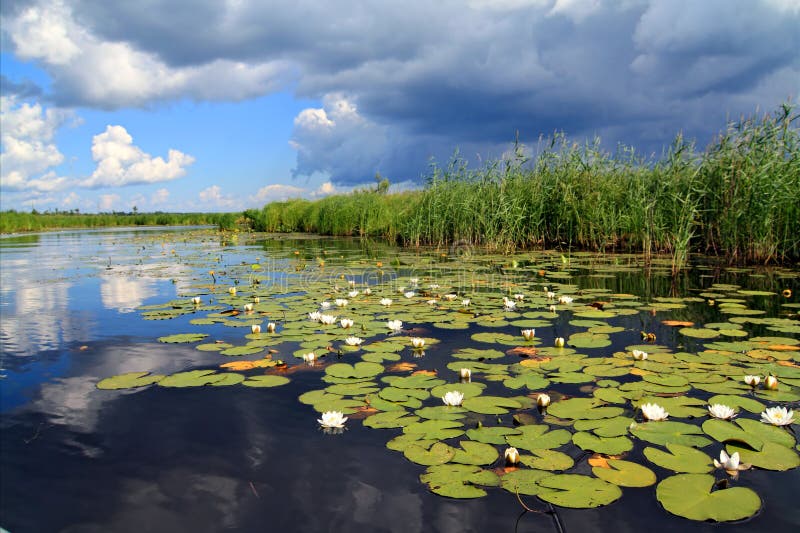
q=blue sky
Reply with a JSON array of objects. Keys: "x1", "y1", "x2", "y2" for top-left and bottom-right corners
[{"x1": 1, "y1": 0, "x2": 798, "y2": 213}]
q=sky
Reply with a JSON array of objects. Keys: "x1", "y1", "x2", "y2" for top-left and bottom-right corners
[{"x1": 1, "y1": 0, "x2": 798, "y2": 213}]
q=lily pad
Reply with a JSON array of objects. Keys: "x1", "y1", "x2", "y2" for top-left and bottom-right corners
[
  {"x1": 592, "y1": 459, "x2": 656, "y2": 487},
  {"x1": 420, "y1": 464, "x2": 499, "y2": 499},
  {"x1": 158, "y1": 333, "x2": 209, "y2": 343},
  {"x1": 536, "y1": 474, "x2": 622, "y2": 509},
  {"x1": 572, "y1": 432, "x2": 633, "y2": 455},
  {"x1": 726, "y1": 441, "x2": 800, "y2": 471},
  {"x1": 506, "y1": 424, "x2": 572, "y2": 451},
  {"x1": 500, "y1": 469, "x2": 552, "y2": 496},
  {"x1": 404, "y1": 441, "x2": 456, "y2": 466},
  {"x1": 643, "y1": 443, "x2": 713, "y2": 473},
  {"x1": 656, "y1": 473, "x2": 761, "y2": 521},
  {"x1": 97, "y1": 371, "x2": 165, "y2": 390},
  {"x1": 462, "y1": 395, "x2": 523, "y2": 415},
  {"x1": 451, "y1": 441, "x2": 499, "y2": 465},
  {"x1": 630, "y1": 421, "x2": 712, "y2": 447},
  {"x1": 519, "y1": 449, "x2": 575, "y2": 471},
  {"x1": 241, "y1": 375, "x2": 290, "y2": 387},
  {"x1": 363, "y1": 411, "x2": 419, "y2": 429}
]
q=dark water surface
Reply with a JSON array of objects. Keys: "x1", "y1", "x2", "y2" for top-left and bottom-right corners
[{"x1": 1, "y1": 228, "x2": 798, "y2": 533}]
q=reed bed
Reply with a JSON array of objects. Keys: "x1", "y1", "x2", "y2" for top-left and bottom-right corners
[{"x1": 0, "y1": 211, "x2": 239, "y2": 233}]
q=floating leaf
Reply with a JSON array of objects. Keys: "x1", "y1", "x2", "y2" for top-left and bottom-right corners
[
  {"x1": 536, "y1": 474, "x2": 622, "y2": 509},
  {"x1": 519, "y1": 449, "x2": 574, "y2": 471},
  {"x1": 592, "y1": 459, "x2": 656, "y2": 487},
  {"x1": 500, "y1": 469, "x2": 551, "y2": 496},
  {"x1": 702, "y1": 419, "x2": 763, "y2": 450},
  {"x1": 326, "y1": 362, "x2": 384, "y2": 379},
  {"x1": 403, "y1": 419, "x2": 465, "y2": 440},
  {"x1": 421, "y1": 464, "x2": 499, "y2": 498},
  {"x1": 462, "y1": 395, "x2": 523, "y2": 415},
  {"x1": 656, "y1": 474, "x2": 761, "y2": 521},
  {"x1": 158, "y1": 370, "x2": 228, "y2": 387},
  {"x1": 158, "y1": 333, "x2": 209, "y2": 343},
  {"x1": 630, "y1": 421, "x2": 712, "y2": 447},
  {"x1": 643, "y1": 443, "x2": 713, "y2": 473},
  {"x1": 404, "y1": 441, "x2": 456, "y2": 466},
  {"x1": 726, "y1": 442, "x2": 800, "y2": 471},
  {"x1": 506, "y1": 424, "x2": 572, "y2": 451},
  {"x1": 97, "y1": 371, "x2": 165, "y2": 390},
  {"x1": 241, "y1": 375, "x2": 290, "y2": 387},
  {"x1": 451, "y1": 441, "x2": 499, "y2": 465},
  {"x1": 465, "y1": 426, "x2": 522, "y2": 445},
  {"x1": 363, "y1": 410, "x2": 419, "y2": 429},
  {"x1": 572, "y1": 432, "x2": 633, "y2": 455}
]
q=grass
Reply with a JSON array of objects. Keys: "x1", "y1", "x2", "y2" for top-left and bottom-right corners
[
  {"x1": 246, "y1": 103, "x2": 799, "y2": 267},
  {"x1": 0, "y1": 211, "x2": 241, "y2": 233}
]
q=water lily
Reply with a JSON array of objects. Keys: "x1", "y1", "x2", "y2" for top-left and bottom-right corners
[
  {"x1": 303, "y1": 352, "x2": 316, "y2": 363},
  {"x1": 760, "y1": 406, "x2": 795, "y2": 426},
  {"x1": 558, "y1": 295, "x2": 573, "y2": 304},
  {"x1": 503, "y1": 298, "x2": 516, "y2": 311},
  {"x1": 744, "y1": 375, "x2": 760, "y2": 387},
  {"x1": 443, "y1": 294, "x2": 457, "y2": 301},
  {"x1": 514, "y1": 293, "x2": 525, "y2": 301},
  {"x1": 228, "y1": 287, "x2": 237, "y2": 295},
  {"x1": 713, "y1": 450, "x2": 742, "y2": 474},
  {"x1": 348, "y1": 290, "x2": 359, "y2": 298},
  {"x1": 442, "y1": 391, "x2": 464, "y2": 406},
  {"x1": 266, "y1": 322, "x2": 277, "y2": 333},
  {"x1": 387, "y1": 320, "x2": 403, "y2": 333},
  {"x1": 348, "y1": 280, "x2": 356, "y2": 287},
  {"x1": 429, "y1": 283, "x2": 440, "y2": 290},
  {"x1": 363, "y1": 288, "x2": 372, "y2": 295},
  {"x1": 335, "y1": 298, "x2": 349, "y2": 307},
  {"x1": 546, "y1": 291, "x2": 556, "y2": 299},
  {"x1": 309, "y1": 311, "x2": 322, "y2": 321},
  {"x1": 427, "y1": 299, "x2": 438, "y2": 306},
  {"x1": 765, "y1": 375, "x2": 779, "y2": 390},
  {"x1": 345, "y1": 336, "x2": 363, "y2": 346},
  {"x1": 253, "y1": 296, "x2": 260, "y2": 303},
  {"x1": 380, "y1": 298, "x2": 393, "y2": 307},
  {"x1": 340, "y1": 318, "x2": 354, "y2": 329},
  {"x1": 404, "y1": 291, "x2": 415, "y2": 299},
  {"x1": 409, "y1": 277, "x2": 419, "y2": 285},
  {"x1": 462, "y1": 298, "x2": 471, "y2": 307},
  {"x1": 537, "y1": 393, "x2": 551, "y2": 408},
  {"x1": 411, "y1": 337, "x2": 425, "y2": 349},
  {"x1": 548, "y1": 304, "x2": 557, "y2": 313},
  {"x1": 243, "y1": 303, "x2": 254, "y2": 312},
  {"x1": 251, "y1": 324, "x2": 261, "y2": 334},
  {"x1": 504, "y1": 447, "x2": 520, "y2": 465},
  {"x1": 641, "y1": 403, "x2": 669, "y2": 421},
  {"x1": 459, "y1": 368, "x2": 471, "y2": 380},
  {"x1": 319, "y1": 314, "x2": 337, "y2": 325},
  {"x1": 708, "y1": 404, "x2": 736, "y2": 420},
  {"x1": 320, "y1": 301, "x2": 331, "y2": 310},
  {"x1": 554, "y1": 337, "x2": 565, "y2": 348},
  {"x1": 631, "y1": 349, "x2": 648, "y2": 361},
  {"x1": 318, "y1": 411, "x2": 347, "y2": 428},
  {"x1": 191, "y1": 296, "x2": 201, "y2": 305},
  {"x1": 521, "y1": 329, "x2": 536, "y2": 341}
]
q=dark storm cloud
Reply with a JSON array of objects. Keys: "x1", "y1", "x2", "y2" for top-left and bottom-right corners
[
  {"x1": 2, "y1": 0, "x2": 798, "y2": 185},
  {"x1": 0, "y1": 74, "x2": 43, "y2": 99}
]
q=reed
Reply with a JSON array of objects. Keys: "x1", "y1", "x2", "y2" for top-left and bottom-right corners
[{"x1": 0, "y1": 211, "x2": 239, "y2": 233}]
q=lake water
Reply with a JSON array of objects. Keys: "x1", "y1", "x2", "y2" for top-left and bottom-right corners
[{"x1": 1, "y1": 227, "x2": 798, "y2": 533}]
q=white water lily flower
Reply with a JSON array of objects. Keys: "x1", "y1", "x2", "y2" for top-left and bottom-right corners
[
  {"x1": 335, "y1": 298, "x2": 349, "y2": 307},
  {"x1": 549, "y1": 305, "x2": 557, "y2": 313},
  {"x1": 251, "y1": 324, "x2": 261, "y2": 334},
  {"x1": 363, "y1": 288, "x2": 372, "y2": 295},
  {"x1": 459, "y1": 368, "x2": 471, "y2": 380},
  {"x1": 443, "y1": 294, "x2": 457, "y2": 301},
  {"x1": 229, "y1": 287, "x2": 237, "y2": 295},
  {"x1": 521, "y1": 329, "x2": 536, "y2": 341},
  {"x1": 348, "y1": 280, "x2": 357, "y2": 287},
  {"x1": 504, "y1": 447, "x2": 520, "y2": 465},
  {"x1": 266, "y1": 322, "x2": 277, "y2": 333},
  {"x1": 411, "y1": 337, "x2": 425, "y2": 349},
  {"x1": 744, "y1": 375, "x2": 760, "y2": 387},
  {"x1": 303, "y1": 352, "x2": 316, "y2": 363},
  {"x1": 554, "y1": 337, "x2": 565, "y2": 348},
  {"x1": 765, "y1": 375, "x2": 779, "y2": 390},
  {"x1": 340, "y1": 318, "x2": 354, "y2": 329},
  {"x1": 713, "y1": 450, "x2": 741, "y2": 471},
  {"x1": 309, "y1": 311, "x2": 322, "y2": 321},
  {"x1": 442, "y1": 391, "x2": 464, "y2": 406},
  {"x1": 380, "y1": 298, "x2": 393, "y2": 307},
  {"x1": 558, "y1": 295, "x2": 573, "y2": 304},
  {"x1": 345, "y1": 336, "x2": 363, "y2": 346},
  {"x1": 253, "y1": 296, "x2": 260, "y2": 303},
  {"x1": 761, "y1": 406, "x2": 795, "y2": 426},
  {"x1": 404, "y1": 291, "x2": 415, "y2": 299},
  {"x1": 320, "y1": 301, "x2": 331, "y2": 310},
  {"x1": 319, "y1": 314, "x2": 337, "y2": 325},
  {"x1": 631, "y1": 349, "x2": 648, "y2": 361},
  {"x1": 318, "y1": 411, "x2": 347, "y2": 428},
  {"x1": 409, "y1": 278, "x2": 419, "y2": 285},
  {"x1": 537, "y1": 393, "x2": 551, "y2": 407},
  {"x1": 462, "y1": 299, "x2": 471, "y2": 307},
  {"x1": 243, "y1": 303, "x2": 254, "y2": 312},
  {"x1": 546, "y1": 291, "x2": 556, "y2": 299},
  {"x1": 503, "y1": 298, "x2": 516, "y2": 311},
  {"x1": 191, "y1": 296, "x2": 201, "y2": 305},
  {"x1": 641, "y1": 403, "x2": 669, "y2": 421},
  {"x1": 427, "y1": 299, "x2": 438, "y2": 306},
  {"x1": 429, "y1": 284, "x2": 440, "y2": 290},
  {"x1": 514, "y1": 294, "x2": 525, "y2": 301},
  {"x1": 708, "y1": 404, "x2": 736, "y2": 420},
  {"x1": 387, "y1": 320, "x2": 403, "y2": 333},
  {"x1": 348, "y1": 290, "x2": 359, "y2": 298}
]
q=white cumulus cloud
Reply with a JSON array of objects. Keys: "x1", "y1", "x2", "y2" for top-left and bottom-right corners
[
  {"x1": 198, "y1": 185, "x2": 237, "y2": 208},
  {"x1": 81, "y1": 125, "x2": 194, "y2": 188}
]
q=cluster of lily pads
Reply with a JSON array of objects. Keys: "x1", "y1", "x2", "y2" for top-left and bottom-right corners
[{"x1": 99, "y1": 244, "x2": 799, "y2": 522}]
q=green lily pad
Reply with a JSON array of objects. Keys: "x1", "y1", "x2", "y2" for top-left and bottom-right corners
[
  {"x1": 506, "y1": 424, "x2": 572, "y2": 451},
  {"x1": 702, "y1": 419, "x2": 763, "y2": 450},
  {"x1": 656, "y1": 474, "x2": 761, "y2": 521},
  {"x1": 452, "y1": 347, "x2": 505, "y2": 360},
  {"x1": 643, "y1": 443, "x2": 713, "y2": 473},
  {"x1": 363, "y1": 411, "x2": 420, "y2": 428},
  {"x1": 158, "y1": 333, "x2": 209, "y2": 343},
  {"x1": 403, "y1": 419, "x2": 465, "y2": 440},
  {"x1": 465, "y1": 426, "x2": 522, "y2": 445},
  {"x1": 415, "y1": 406, "x2": 468, "y2": 421},
  {"x1": 404, "y1": 441, "x2": 456, "y2": 466},
  {"x1": 158, "y1": 370, "x2": 228, "y2": 387},
  {"x1": 97, "y1": 371, "x2": 165, "y2": 390},
  {"x1": 503, "y1": 374, "x2": 551, "y2": 390},
  {"x1": 241, "y1": 375, "x2": 290, "y2": 387},
  {"x1": 592, "y1": 459, "x2": 656, "y2": 487},
  {"x1": 630, "y1": 421, "x2": 712, "y2": 447},
  {"x1": 726, "y1": 441, "x2": 800, "y2": 471},
  {"x1": 500, "y1": 469, "x2": 552, "y2": 496},
  {"x1": 451, "y1": 441, "x2": 499, "y2": 465},
  {"x1": 707, "y1": 394, "x2": 765, "y2": 414},
  {"x1": 572, "y1": 432, "x2": 633, "y2": 455},
  {"x1": 462, "y1": 395, "x2": 523, "y2": 415},
  {"x1": 383, "y1": 374, "x2": 446, "y2": 389},
  {"x1": 574, "y1": 416, "x2": 634, "y2": 437},
  {"x1": 420, "y1": 464, "x2": 499, "y2": 499},
  {"x1": 536, "y1": 474, "x2": 622, "y2": 509},
  {"x1": 326, "y1": 362, "x2": 384, "y2": 379},
  {"x1": 430, "y1": 382, "x2": 485, "y2": 399},
  {"x1": 519, "y1": 449, "x2": 575, "y2": 471}
]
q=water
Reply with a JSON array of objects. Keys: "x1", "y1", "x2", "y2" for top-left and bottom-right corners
[{"x1": 1, "y1": 227, "x2": 798, "y2": 533}]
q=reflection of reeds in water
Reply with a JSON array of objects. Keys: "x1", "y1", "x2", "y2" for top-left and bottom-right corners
[{"x1": 249, "y1": 102, "x2": 797, "y2": 268}]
